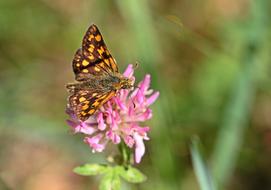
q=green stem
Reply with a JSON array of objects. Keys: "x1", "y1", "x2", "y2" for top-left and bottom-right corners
[{"x1": 118, "y1": 141, "x2": 131, "y2": 167}]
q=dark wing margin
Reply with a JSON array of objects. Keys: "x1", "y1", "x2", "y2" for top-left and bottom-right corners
[
  {"x1": 72, "y1": 24, "x2": 119, "y2": 81},
  {"x1": 68, "y1": 89, "x2": 116, "y2": 121}
]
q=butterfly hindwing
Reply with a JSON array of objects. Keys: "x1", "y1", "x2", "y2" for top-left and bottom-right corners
[
  {"x1": 69, "y1": 89, "x2": 116, "y2": 121},
  {"x1": 72, "y1": 24, "x2": 119, "y2": 81}
]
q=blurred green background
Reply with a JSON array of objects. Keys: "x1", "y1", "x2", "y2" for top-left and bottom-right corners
[{"x1": 0, "y1": 0, "x2": 271, "y2": 189}]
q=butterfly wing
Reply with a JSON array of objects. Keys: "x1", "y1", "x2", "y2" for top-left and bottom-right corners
[
  {"x1": 68, "y1": 89, "x2": 116, "y2": 121},
  {"x1": 72, "y1": 24, "x2": 119, "y2": 81}
]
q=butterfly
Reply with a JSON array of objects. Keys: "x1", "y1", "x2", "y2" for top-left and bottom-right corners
[{"x1": 66, "y1": 24, "x2": 133, "y2": 121}]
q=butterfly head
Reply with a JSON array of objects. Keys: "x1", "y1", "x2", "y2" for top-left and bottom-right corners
[
  {"x1": 120, "y1": 77, "x2": 133, "y2": 89},
  {"x1": 111, "y1": 74, "x2": 132, "y2": 90}
]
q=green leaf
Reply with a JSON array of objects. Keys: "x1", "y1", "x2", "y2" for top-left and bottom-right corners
[
  {"x1": 111, "y1": 173, "x2": 121, "y2": 190},
  {"x1": 99, "y1": 168, "x2": 121, "y2": 190},
  {"x1": 190, "y1": 138, "x2": 216, "y2": 190},
  {"x1": 73, "y1": 164, "x2": 107, "y2": 176},
  {"x1": 118, "y1": 166, "x2": 147, "y2": 183}
]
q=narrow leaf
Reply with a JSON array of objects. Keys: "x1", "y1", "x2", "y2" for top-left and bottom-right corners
[{"x1": 190, "y1": 138, "x2": 216, "y2": 190}]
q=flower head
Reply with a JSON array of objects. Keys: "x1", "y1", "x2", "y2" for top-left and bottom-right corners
[{"x1": 67, "y1": 64, "x2": 159, "y2": 163}]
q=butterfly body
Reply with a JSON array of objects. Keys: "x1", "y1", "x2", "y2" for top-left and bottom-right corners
[
  {"x1": 66, "y1": 24, "x2": 133, "y2": 121},
  {"x1": 67, "y1": 74, "x2": 131, "y2": 93}
]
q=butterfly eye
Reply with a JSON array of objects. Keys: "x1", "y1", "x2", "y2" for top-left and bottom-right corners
[{"x1": 120, "y1": 78, "x2": 133, "y2": 89}]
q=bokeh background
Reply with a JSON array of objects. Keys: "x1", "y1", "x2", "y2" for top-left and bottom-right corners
[{"x1": 0, "y1": 0, "x2": 271, "y2": 189}]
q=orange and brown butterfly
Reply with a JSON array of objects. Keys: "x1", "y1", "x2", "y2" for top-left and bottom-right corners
[{"x1": 66, "y1": 24, "x2": 133, "y2": 121}]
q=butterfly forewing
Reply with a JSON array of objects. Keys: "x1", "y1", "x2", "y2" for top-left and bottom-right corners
[
  {"x1": 72, "y1": 48, "x2": 104, "y2": 81},
  {"x1": 72, "y1": 24, "x2": 119, "y2": 81}
]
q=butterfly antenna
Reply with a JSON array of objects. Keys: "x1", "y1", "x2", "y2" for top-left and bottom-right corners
[
  {"x1": 133, "y1": 61, "x2": 139, "y2": 70},
  {"x1": 131, "y1": 62, "x2": 140, "y2": 108}
]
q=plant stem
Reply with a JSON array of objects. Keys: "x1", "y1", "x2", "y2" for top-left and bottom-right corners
[{"x1": 118, "y1": 141, "x2": 131, "y2": 167}]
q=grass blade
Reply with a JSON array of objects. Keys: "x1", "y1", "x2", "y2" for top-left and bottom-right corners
[{"x1": 191, "y1": 138, "x2": 216, "y2": 190}]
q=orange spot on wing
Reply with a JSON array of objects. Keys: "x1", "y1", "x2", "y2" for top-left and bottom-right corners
[
  {"x1": 100, "y1": 92, "x2": 116, "y2": 105},
  {"x1": 95, "y1": 35, "x2": 102, "y2": 42},
  {"x1": 88, "y1": 109, "x2": 95, "y2": 114},
  {"x1": 88, "y1": 47, "x2": 94, "y2": 53},
  {"x1": 112, "y1": 57, "x2": 117, "y2": 63},
  {"x1": 88, "y1": 54, "x2": 95, "y2": 60},
  {"x1": 81, "y1": 111, "x2": 87, "y2": 116},
  {"x1": 88, "y1": 34, "x2": 94, "y2": 41},
  {"x1": 82, "y1": 60, "x2": 89, "y2": 66},
  {"x1": 104, "y1": 59, "x2": 110, "y2": 66},
  {"x1": 94, "y1": 67, "x2": 100, "y2": 72},
  {"x1": 93, "y1": 101, "x2": 100, "y2": 107},
  {"x1": 82, "y1": 69, "x2": 89, "y2": 73},
  {"x1": 79, "y1": 97, "x2": 86, "y2": 102},
  {"x1": 97, "y1": 48, "x2": 104, "y2": 56},
  {"x1": 82, "y1": 104, "x2": 89, "y2": 110},
  {"x1": 99, "y1": 62, "x2": 105, "y2": 68}
]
